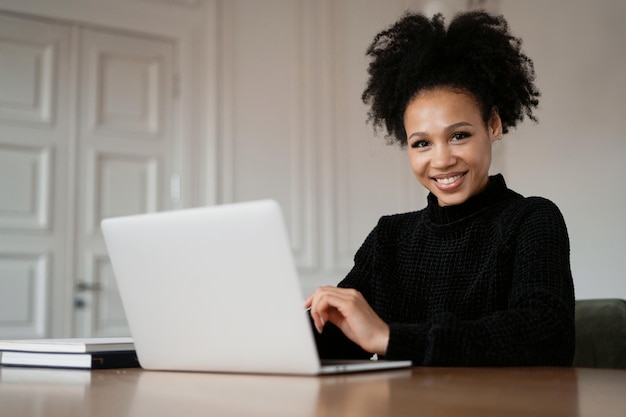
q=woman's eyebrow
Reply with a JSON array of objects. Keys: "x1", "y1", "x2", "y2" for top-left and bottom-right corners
[
  {"x1": 446, "y1": 121, "x2": 473, "y2": 131},
  {"x1": 407, "y1": 121, "x2": 474, "y2": 141},
  {"x1": 407, "y1": 131, "x2": 427, "y2": 141}
]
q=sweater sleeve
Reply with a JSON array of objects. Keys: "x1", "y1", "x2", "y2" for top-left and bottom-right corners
[
  {"x1": 312, "y1": 227, "x2": 378, "y2": 360},
  {"x1": 385, "y1": 199, "x2": 576, "y2": 366}
]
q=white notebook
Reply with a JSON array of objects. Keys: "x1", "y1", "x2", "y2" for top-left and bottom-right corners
[
  {"x1": 101, "y1": 200, "x2": 411, "y2": 375},
  {"x1": 0, "y1": 337, "x2": 133, "y2": 354}
]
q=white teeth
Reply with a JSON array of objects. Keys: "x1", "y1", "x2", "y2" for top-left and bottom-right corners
[{"x1": 436, "y1": 174, "x2": 462, "y2": 185}]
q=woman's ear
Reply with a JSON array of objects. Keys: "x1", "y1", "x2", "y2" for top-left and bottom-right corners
[{"x1": 489, "y1": 108, "x2": 503, "y2": 142}]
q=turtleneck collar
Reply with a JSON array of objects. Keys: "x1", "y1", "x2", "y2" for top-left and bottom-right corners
[{"x1": 426, "y1": 174, "x2": 518, "y2": 225}]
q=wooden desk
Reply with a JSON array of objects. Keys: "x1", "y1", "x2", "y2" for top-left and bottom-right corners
[{"x1": 1, "y1": 366, "x2": 625, "y2": 417}]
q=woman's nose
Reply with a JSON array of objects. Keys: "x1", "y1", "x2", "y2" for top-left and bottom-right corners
[{"x1": 431, "y1": 144, "x2": 454, "y2": 168}]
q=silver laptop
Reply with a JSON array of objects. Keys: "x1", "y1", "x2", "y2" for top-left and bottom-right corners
[{"x1": 101, "y1": 200, "x2": 411, "y2": 375}]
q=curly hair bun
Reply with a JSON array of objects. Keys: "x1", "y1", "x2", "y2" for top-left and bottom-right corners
[{"x1": 361, "y1": 10, "x2": 540, "y2": 146}]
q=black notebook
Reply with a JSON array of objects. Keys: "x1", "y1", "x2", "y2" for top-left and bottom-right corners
[{"x1": 0, "y1": 350, "x2": 139, "y2": 369}]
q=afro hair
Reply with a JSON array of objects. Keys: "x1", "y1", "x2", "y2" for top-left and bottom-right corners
[{"x1": 361, "y1": 11, "x2": 540, "y2": 147}]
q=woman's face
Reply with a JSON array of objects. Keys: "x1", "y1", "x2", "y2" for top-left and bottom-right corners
[{"x1": 404, "y1": 88, "x2": 502, "y2": 207}]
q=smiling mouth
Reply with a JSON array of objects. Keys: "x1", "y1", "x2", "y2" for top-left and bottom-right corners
[{"x1": 433, "y1": 172, "x2": 466, "y2": 185}]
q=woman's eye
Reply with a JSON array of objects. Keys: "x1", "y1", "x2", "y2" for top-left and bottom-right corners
[
  {"x1": 451, "y1": 132, "x2": 470, "y2": 141},
  {"x1": 410, "y1": 140, "x2": 429, "y2": 149}
]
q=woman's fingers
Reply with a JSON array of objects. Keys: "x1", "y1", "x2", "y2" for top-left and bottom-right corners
[
  {"x1": 310, "y1": 309, "x2": 325, "y2": 334},
  {"x1": 306, "y1": 286, "x2": 389, "y2": 355},
  {"x1": 307, "y1": 286, "x2": 338, "y2": 333}
]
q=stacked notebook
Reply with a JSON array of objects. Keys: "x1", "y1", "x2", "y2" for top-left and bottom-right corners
[{"x1": 0, "y1": 337, "x2": 139, "y2": 369}]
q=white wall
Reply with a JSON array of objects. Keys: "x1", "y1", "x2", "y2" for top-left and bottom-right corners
[
  {"x1": 497, "y1": 0, "x2": 626, "y2": 299},
  {"x1": 215, "y1": 0, "x2": 426, "y2": 297}
]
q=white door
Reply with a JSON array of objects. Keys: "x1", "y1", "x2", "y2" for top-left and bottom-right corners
[
  {"x1": 0, "y1": 12, "x2": 177, "y2": 338},
  {"x1": 0, "y1": 13, "x2": 72, "y2": 339},
  {"x1": 73, "y1": 28, "x2": 176, "y2": 337}
]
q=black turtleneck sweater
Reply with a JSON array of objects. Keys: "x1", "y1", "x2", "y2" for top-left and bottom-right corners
[{"x1": 315, "y1": 174, "x2": 575, "y2": 366}]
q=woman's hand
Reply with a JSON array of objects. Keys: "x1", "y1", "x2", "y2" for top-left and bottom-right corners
[{"x1": 305, "y1": 286, "x2": 390, "y2": 356}]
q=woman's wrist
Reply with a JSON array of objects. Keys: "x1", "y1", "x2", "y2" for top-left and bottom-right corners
[{"x1": 374, "y1": 324, "x2": 390, "y2": 356}]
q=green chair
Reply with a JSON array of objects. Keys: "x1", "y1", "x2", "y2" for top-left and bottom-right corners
[{"x1": 573, "y1": 299, "x2": 626, "y2": 369}]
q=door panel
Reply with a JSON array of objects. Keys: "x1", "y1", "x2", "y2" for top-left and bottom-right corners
[
  {"x1": 0, "y1": 252, "x2": 48, "y2": 337},
  {"x1": 89, "y1": 151, "x2": 160, "y2": 234},
  {"x1": 73, "y1": 28, "x2": 175, "y2": 337},
  {"x1": 0, "y1": 32, "x2": 54, "y2": 125},
  {"x1": 0, "y1": 145, "x2": 51, "y2": 230},
  {"x1": 0, "y1": 13, "x2": 71, "y2": 338},
  {"x1": 0, "y1": 12, "x2": 176, "y2": 338}
]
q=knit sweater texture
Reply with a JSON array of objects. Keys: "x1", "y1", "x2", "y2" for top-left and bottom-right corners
[{"x1": 315, "y1": 174, "x2": 575, "y2": 366}]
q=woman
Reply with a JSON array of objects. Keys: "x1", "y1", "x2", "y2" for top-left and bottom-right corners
[{"x1": 305, "y1": 10, "x2": 575, "y2": 366}]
